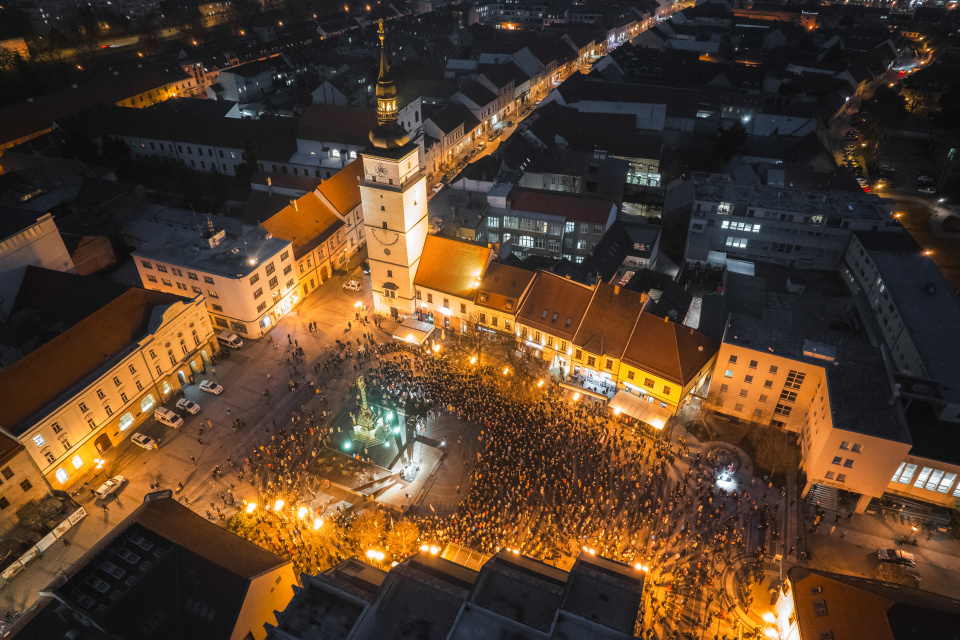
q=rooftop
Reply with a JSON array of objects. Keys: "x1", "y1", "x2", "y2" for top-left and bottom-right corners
[
  {"x1": 0, "y1": 204, "x2": 47, "y2": 240},
  {"x1": 20, "y1": 496, "x2": 292, "y2": 640},
  {"x1": 788, "y1": 566, "x2": 960, "y2": 640},
  {"x1": 506, "y1": 187, "x2": 616, "y2": 224},
  {"x1": 316, "y1": 157, "x2": 364, "y2": 215},
  {"x1": 621, "y1": 313, "x2": 719, "y2": 386},
  {"x1": 856, "y1": 231, "x2": 960, "y2": 404},
  {"x1": 475, "y1": 262, "x2": 536, "y2": 314},
  {"x1": 692, "y1": 174, "x2": 888, "y2": 222},
  {"x1": 0, "y1": 288, "x2": 186, "y2": 435},
  {"x1": 517, "y1": 271, "x2": 596, "y2": 341},
  {"x1": 722, "y1": 265, "x2": 910, "y2": 442},
  {"x1": 298, "y1": 105, "x2": 378, "y2": 147},
  {"x1": 260, "y1": 192, "x2": 344, "y2": 259},
  {"x1": 561, "y1": 555, "x2": 645, "y2": 634},
  {"x1": 573, "y1": 283, "x2": 646, "y2": 359},
  {"x1": 414, "y1": 235, "x2": 493, "y2": 300},
  {"x1": 133, "y1": 225, "x2": 291, "y2": 280}
]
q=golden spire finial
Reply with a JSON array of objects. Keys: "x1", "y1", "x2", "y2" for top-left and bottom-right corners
[{"x1": 378, "y1": 18, "x2": 385, "y2": 47}]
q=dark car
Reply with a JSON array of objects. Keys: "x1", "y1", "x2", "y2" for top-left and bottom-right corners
[{"x1": 361, "y1": 261, "x2": 370, "y2": 275}]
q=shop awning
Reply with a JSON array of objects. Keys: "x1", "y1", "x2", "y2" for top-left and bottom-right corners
[
  {"x1": 392, "y1": 318, "x2": 435, "y2": 345},
  {"x1": 609, "y1": 390, "x2": 673, "y2": 430}
]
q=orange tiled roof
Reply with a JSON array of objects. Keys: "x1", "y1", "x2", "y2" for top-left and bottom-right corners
[
  {"x1": 414, "y1": 236, "x2": 493, "y2": 299},
  {"x1": 621, "y1": 313, "x2": 719, "y2": 386},
  {"x1": 260, "y1": 192, "x2": 344, "y2": 259},
  {"x1": 316, "y1": 158, "x2": 364, "y2": 215}
]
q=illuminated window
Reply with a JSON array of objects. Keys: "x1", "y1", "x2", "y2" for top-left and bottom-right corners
[
  {"x1": 118, "y1": 413, "x2": 134, "y2": 431},
  {"x1": 72, "y1": 455, "x2": 83, "y2": 469},
  {"x1": 56, "y1": 468, "x2": 69, "y2": 484}
]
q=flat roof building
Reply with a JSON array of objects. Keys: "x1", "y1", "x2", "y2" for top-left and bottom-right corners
[{"x1": 132, "y1": 225, "x2": 297, "y2": 339}]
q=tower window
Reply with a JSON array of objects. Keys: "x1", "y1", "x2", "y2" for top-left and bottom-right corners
[{"x1": 382, "y1": 221, "x2": 387, "y2": 228}]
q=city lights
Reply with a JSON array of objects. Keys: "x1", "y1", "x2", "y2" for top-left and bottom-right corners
[
  {"x1": 313, "y1": 517, "x2": 323, "y2": 530},
  {"x1": 274, "y1": 499, "x2": 285, "y2": 511},
  {"x1": 297, "y1": 506, "x2": 308, "y2": 520},
  {"x1": 246, "y1": 502, "x2": 257, "y2": 514},
  {"x1": 573, "y1": 392, "x2": 581, "y2": 401}
]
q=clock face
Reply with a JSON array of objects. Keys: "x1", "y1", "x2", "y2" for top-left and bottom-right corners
[{"x1": 376, "y1": 163, "x2": 387, "y2": 177}]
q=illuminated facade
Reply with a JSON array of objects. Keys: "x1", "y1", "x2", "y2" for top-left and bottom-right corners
[
  {"x1": 133, "y1": 226, "x2": 298, "y2": 339},
  {"x1": 361, "y1": 21, "x2": 429, "y2": 318},
  {"x1": 0, "y1": 290, "x2": 213, "y2": 490}
]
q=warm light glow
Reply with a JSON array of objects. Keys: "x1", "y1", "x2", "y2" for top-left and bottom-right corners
[
  {"x1": 298, "y1": 506, "x2": 308, "y2": 520},
  {"x1": 762, "y1": 612, "x2": 776, "y2": 623},
  {"x1": 470, "y1": 356, "x2": 477, "y2": 364},
  {"x1": 614, "y1": 407, "x2": 621, "y2": 415},
  {"x1": 923, "y1": 250, "x2": 933, "y2": 256},
  {"x1": 573, "y1": 392, "x2": 580, "y2": 401},
  {"x1": 274, "y1": 499, "x2": 285, "y2": 511},
  {"x1": 433, "y1": 343, "x2": 441, "y2": 353},
  {"x1": 313, "y1": 517, "x2": 322, "y2": 530},
  {"x1": 912, "y1": 526, "x2": 919, "y2": 531},
  {"x1": 503, "y1": 367, "x2": 509, "y2": 375},
  {"x1": 537, "y1": 380, "x2": 544, "y2": 387},
  {"x1": 248, "y1": 258, "x2": 257, "y2": 265},
  {"x1": 420, "y1": 544, "x2": 430, "y2": 552},
  {"x1": 763, "y1": 629, "x2": 778, "y2": 639},
  {"x1": 429, "y1": 545, "x2": 440, "y2": 555},
  {"x1": 246, "y1": 502, "x2": 257, "y2": 514},
  {"x1": 354, "y1": 300, "x2": 362, "y2": 307},
  {"x1": 406, "y1": 334, "x2": 416, "y2": 343},
  {"x1": 650, "y1": 418, "x2": 665, "y2": 430},
  {"x1": 512, "y1": 548, "x2": 520, "y2": 554}
]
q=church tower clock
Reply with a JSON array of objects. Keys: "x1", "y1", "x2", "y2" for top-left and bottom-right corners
[{"x1": 360, "y1": 19, "x2": 428, "y2": 318}]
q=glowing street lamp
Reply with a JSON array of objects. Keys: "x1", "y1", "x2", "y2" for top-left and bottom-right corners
[
  {"x1": 246, "y1": 502, "x2": 257, "y2": 514},
  {"x1": 297, "y1": 506, "x2": 308, "y2": 520},
  {"x1": 274, "y1": 499, "x2": 285, "y2": 511},
  {"x1": 432, "y1": 343, "x2": 441, "y2": 353},
  {"x1": 537, "y1": 380, "x2": 544, "y2": 388},
  {"x1": 313, "y1": 517, "x2": 323, "y2": 530},
  {"x1": 573, "y1": 392, "x2": 581, "y2": 401},
  {"x1": 420, "y1": 544, "x2": 430, "y2": 552},
  {"x1": 470, "y1": 356, "x2": 477, "y2": 364},
  {"x1": 502, "y1": 367, "x2": 509, "y2": 375},
  {"x1": 429, "y1": 545, "x2": 440, "y2": 555}
]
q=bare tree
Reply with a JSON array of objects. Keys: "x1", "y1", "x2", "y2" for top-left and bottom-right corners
[
  {"x1": 746, "y1": 419, "x2": 793, "y2": 479},
  {"x1": 385, "y1": 519, "x2": 420, "y2": 559},
  {"x1": 350, "y1": 509, "x2": 386, "y2": 553}
]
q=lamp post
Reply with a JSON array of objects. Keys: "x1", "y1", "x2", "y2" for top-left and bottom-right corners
[{"x1": 903, "y1": 525, "x2": 919, "y2": 545}]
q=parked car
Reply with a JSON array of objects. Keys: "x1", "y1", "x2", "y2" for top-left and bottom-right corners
[
  {"x1": 199, "y1": 380, "x2": 223, "y2": 395},
  {"x1": 216, "y1": 331, "x2": 243, "y2": 349},
  {"x1": 176, "y1": 398, "x2": 201, "y2": 414},
  {"x1": 879, "y1": 164, "x2": 895, "y2": 173},
  {"x1": 432, "y1": 183, "x2": 444, "y2": 194},
  {"x1": 918, "y1": 184, "x2": 937, "y2": 194},
  {"x1": 343, "y1": 280, "x2": 362, "y2": 292},
  {"x1": 155, "y1": 407, "x2": 183, "y2": 429},
  {"x1": 131, "y1": 433, "x2": 158, "y2": 450},
  {"x1": 95, "y1": 475, "x2": 126, "y2": 499},
  {"x1": 877, "y1": 548, "x2": 916, "y2": 566},
  {"x1": 361, "y1": 261, "x2": 370, "y2": 275}
]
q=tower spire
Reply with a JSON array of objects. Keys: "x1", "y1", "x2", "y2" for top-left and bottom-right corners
[
  {"x1": 377, "y1": 19, "x2": 389, "y2": 85},
  {"x1": 369, "y1": 18, "x2": 410, "y2": 149}
]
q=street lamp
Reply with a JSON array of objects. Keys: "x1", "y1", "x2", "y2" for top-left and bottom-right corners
[
  {"x1": 246, "y1": 502, "x2": 257, "y2": 514},
  {"x1": 274, "y1": 499, "x2": 285, "y2": 512},
  {"x1": 904, "y1": 525, "x2": 919, "y2": 544}
]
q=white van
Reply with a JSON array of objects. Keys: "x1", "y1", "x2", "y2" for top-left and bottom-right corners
[
  {"x1": 155, "y1": 407, "x2": 184, "y2": 429},
  {"x1": 216, "y1": 331, "x2": 243, "y2": 349}
]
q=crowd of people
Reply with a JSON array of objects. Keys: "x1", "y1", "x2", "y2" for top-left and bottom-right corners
[{"x1": 220, "y1": 331, "x2": 785, "y2": 638}]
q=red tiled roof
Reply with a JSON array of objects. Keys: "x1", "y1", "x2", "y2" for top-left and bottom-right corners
[
  {"x1": 517, "y1": 271, "x2": 595, "y2": 340},
  {"x1": 621, "y1": 313, "x2": 719, "y2": 386},
  {"x1": 507, "y1": 188, "x2": 616, "y2": 224},
  {"x1": 476, "y1": 262, "x2": 536, "y2": 313},
  {"x1": 573, "y1": 283, "x2": 646, "y2": 358},
  {"x1": 298, "y1": 105, "x2": 377, "y2": 147}
]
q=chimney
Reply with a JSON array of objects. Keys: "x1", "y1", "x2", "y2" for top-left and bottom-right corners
[
  {"x1": 614, "y1": 285, "x2": 620, "y2": 295},
  {"x1": 664, "y1": 315, "x2": 669, "y2": 323},
  {"x1": 292, "y1": 199, "x2": 298, "y2": 211}
]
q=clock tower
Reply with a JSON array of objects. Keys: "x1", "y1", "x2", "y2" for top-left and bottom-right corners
[{"x1": 361, "y1": 19, "x2": 428, "y2": 318}]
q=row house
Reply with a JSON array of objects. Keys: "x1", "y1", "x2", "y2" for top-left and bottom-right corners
[
  {"x1": 476, "y1": 65, "x2": 516, "y2": 127},
  {"x1": 133, "y1": 227, "x2": 297, "y2": 339},
  {"x1": 509, "y1": 45, "x2": 559, "y2": 103},
  {"x1": 450, "y1": 81, "x2": 500, "y2": 138},
  {"x1": 0, "y1": 290, "x2": 215, "y2": 490},
  {"x1": 0, "y1": 434, "x2": 51, "y2": 534},
  {"x1": 207, "y1": 57, "x2": 283, "y2": 102},
  {"x1": 474, "y1": 262, "x2": 537, "y2": 336},
  {"x1": 422, "y1": 103, "x2": 480, "y2": 172}
]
